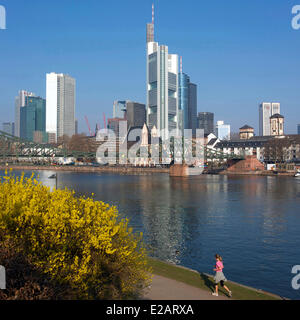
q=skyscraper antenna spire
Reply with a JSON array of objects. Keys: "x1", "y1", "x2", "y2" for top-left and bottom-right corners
[
  {"x1": 152, "y1": 3, "x2": 154, "y2": 25},
  {"x1": 180, "y1": 56, "x2": 183, "y2": 73},
  {"x1": 152, "y1": 3, "x2": 155, "y2": 39}
]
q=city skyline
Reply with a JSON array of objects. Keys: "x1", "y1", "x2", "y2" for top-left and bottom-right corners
[{"x1": 0, "y1": 0, "x2": 299, "y2": 135}]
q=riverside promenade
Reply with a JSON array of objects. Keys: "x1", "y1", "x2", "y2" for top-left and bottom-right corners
[
  {"x1": 147, "y1": 259, "x2": 283, "y2": 300},
  {"x1": 144, "y1": 275, "x2": 229, "y2": 300}
]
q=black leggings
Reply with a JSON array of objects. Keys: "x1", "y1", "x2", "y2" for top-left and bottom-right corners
[{"x1": 215, "y1": 280, "x2": 225, "y2": 287}]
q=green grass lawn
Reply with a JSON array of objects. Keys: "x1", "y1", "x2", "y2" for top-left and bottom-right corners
[{"x1": 148, "y1": 257, "x2": 281, "y2": 300}]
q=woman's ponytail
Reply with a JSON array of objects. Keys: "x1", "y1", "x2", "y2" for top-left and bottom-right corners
[{"x1": 215, "y1": 254, "x2": 223, "y2": 261}]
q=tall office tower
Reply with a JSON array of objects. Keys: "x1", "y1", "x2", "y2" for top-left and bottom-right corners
[
  {"x1": 2, "y1": 122, "x2": 14, "y2": 135},
  {"x1": 188, "y1": 83, "x2": 197, "y2": 136},
  {"x1": 178, "y1": 71, "x2": 197, "y2": 135},
  {"x1": 113, "y1": 100, "x2": 127, "y2": 119},
  {"x1": 20, "y1": 96, "x2": 46, "y2": 142},
  {"x1": 272, "y1": 103, "x2": 280, "y2": 115},
  {"x1": 197, "y1": 112, "x2": 214, "y2": 135},
  {"x1": 178, "y1": 72, "x2": 189, "y2": 131},
  {"x1": 14, "y1": 90, "x2": 35, "y2": 137},
  {"x1": 146, "y1": 5, "x2": 179, "y2": 140},
  {"x1": 126, "y1": 102, "x2": 146, "y2": 129},
  {"x1": 259, "y1": 102, "x2": 281, "y2": 136},
  {"x1": 298, "y1": 124, "x2": 300, "y2": 135},
  {"x1": 216, "y1": 120, "x2": 231, "y2": 140},
  {"x1": 46, "y1": 72, "x2": 76, "y2": 141}
]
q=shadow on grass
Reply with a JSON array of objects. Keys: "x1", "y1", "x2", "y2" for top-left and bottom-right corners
[
  {"x1": 199, "y1": 273, "x2": 229, "y2": 297},
  {"x1": 199, "y1": 273, "x2": 215, "y2": 293}
]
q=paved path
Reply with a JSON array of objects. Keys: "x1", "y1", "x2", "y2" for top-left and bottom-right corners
[{"x1": 143, "y1": 275, "x2": 230, "y2": 300}]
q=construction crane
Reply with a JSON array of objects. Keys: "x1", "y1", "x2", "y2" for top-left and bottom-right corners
[{"x1": 84, "y1": 116, "x2": 93, "y2": 136}]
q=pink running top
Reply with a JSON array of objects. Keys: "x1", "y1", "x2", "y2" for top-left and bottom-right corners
[{"x1": 215, "y1": 260, "x2": 224, "y2": 272}]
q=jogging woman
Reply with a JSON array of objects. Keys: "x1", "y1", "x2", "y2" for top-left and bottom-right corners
[{"x1": 212, "y1": 254, "x2": 232, "y2": 297}]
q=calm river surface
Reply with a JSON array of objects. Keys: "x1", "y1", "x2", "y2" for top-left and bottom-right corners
[{"x1": 2, "y1": 170, "x2": 300, "y2": 299}]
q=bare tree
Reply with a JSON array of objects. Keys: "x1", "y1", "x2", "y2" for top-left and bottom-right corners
[{"x1": 263, "y1": 137, "x2": 293, "y2": 163}]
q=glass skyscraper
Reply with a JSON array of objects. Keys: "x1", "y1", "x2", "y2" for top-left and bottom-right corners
[
  {"x1": 147, "y1": 43, "x2": 179, "y2": 140},
  {"x1": 197, "y1": 112, "x2": 214, "y2": 135},
  {"x1": 113, "y1": 101, "x2": 127, "y2": 119},
  {"x1": 178, "y1": 73, "x2": 197, "y2": 135},
  {"x1": 14, "y1": 90, "x2": 35, "y2": 137},
  {"x1": 216, "y1": 120, "x2": 231, "y2": 140},
  {"x1": 146, "y1": 8, "x2": 179, "y2": 140},
  {"x1": 178, "y1": 73, "x2": 189, "y2": 131},
  {"x1": 20, "y1": 96, "x2": 46, "y2": 142},
  {"x1": 126, "y1": 102, "x2": 146, "y2": 129}
]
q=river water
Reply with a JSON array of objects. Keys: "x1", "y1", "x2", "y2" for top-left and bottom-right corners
[{"x1": 1, "y1": 170, "x2": 300, "y2": 299}]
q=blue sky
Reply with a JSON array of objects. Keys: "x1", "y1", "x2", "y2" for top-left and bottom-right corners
[{"x1": 0, "y1": 0, "x2": 299, "y2": 134}]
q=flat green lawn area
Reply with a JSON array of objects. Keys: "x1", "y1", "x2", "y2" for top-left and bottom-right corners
[{"x1": 148, "y1": 258, "x2": 281, "y2": 300}]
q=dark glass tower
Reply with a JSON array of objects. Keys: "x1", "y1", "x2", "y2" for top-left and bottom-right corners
[
  {"x1": 178, "y1": 72, "x2": 197, "y2": 136},
  {"x1": 20, "y1": 96, "x2": 46, "y2": 141},
  {"x1": 197, "y1": 112, "x2": 214, "y2": 135}
]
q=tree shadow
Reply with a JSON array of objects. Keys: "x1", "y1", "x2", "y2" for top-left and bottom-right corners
[{"x1": 199, "y1": 273, "x2": 215, "y2": 293}]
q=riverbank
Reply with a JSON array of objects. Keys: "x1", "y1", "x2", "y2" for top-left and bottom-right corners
[
  {"x1": 0, "y1": 164, "x2": 169, "y2": 174},
  {"x1": 0, "y1": 164, "x2": 297, "y2": 177},
  {"x1": 219, "y1": 170, "x2": 296, "y2": 176},
  {"x1": 147, "y1": 258, "x2": 284, "y2": 300}
]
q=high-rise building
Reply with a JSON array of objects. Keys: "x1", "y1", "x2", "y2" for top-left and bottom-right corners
[
  {"x1": 216, "y1": 120, "x2": 230, "y2": 140},
  {"x1": 259, "y1": 102, "x2": 281, "y2": 136},
  {"x1": 188, "y1": 83, "x2": 197, "y2": 136},
  {"x1": 14, "y1": 90, "x2": 35, "y2": 137},
  {"x1": 46, "y1": 72, "x2": 76, "y2": 141},
  {"x1": 146, "y1": 6, "x2": 179, "y2": 140},
  {"x1": 178, "y1": 73, "x2": 189, "y2": 131},
  {"x1": 113, "y1": 101, "x2": 127, "y2": 119},
  {"x1": 178, "y1": 72, "x2": 197, "y2": 135},
  {"x1": 272, "y1": 103, "x2": 280, "y2": 115},
  {"x1": 2, "y1": 122, "x2": 14, "y2": 136},
  {"x1": 107, "y1": 118, "x2": 125, "y2": 137},
  {"x1": 126, "y1": 102, "x2": 146, "y2": 129},
  {"x1": 20, "y1": 96, "x2": 46, "y2": 142},
  {"x1": 197, "y1": 112, "x2": 214, "y2": 135},
  {"x1": 297, "y1": 124, "x2": 300, "y2": 135}
]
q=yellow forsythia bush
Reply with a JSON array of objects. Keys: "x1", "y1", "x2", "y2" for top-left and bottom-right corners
[{"x1": 0, "y1": 171, "x2": 152, "y2": 299}]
